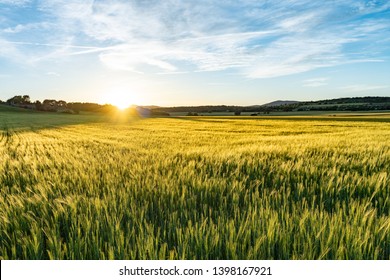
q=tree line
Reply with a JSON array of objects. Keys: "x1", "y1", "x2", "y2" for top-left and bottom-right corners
[
  {"x1": 2, "y1": 95, "x2": 389, "y2": 115},
  {"x1": 1, "y1": 95, "x2": 170, "y2": 116},
  {"x1": 2, "y1": 95, "x2": 118, "y2": 114},
  {"x1": 152, "y1": 96, "x2": 390, "y2": 114}
]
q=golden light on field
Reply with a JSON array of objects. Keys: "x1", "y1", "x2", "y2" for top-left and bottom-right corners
[{"x1": 100, "y1": 88, "x2": 143, "y2": 110}]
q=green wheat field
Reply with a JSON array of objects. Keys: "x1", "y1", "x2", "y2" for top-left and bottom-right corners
[{"x1": 1, "y1": 109, "x2": 389, "y2": 260}]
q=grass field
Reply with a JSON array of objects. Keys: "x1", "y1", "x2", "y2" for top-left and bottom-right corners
[{"x1": 0, "y1": 109, "x2": 389, "y2": 259}]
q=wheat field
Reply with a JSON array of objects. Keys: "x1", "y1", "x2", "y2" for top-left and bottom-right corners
[{"x1": 0, "y1": 111, "x2": 389, "y2": 259}]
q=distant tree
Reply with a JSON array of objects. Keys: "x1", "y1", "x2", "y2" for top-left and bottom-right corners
[
  {"x1": 282, "y1": 105, "x2": 294, "y2": 112},
  {"x1": 99, "y1": 104, "x2": 118, "y2": 114},
  {"x1": 234, "y1": 111, "x2": 241, "y2": 116},
  {"x1": 7, "y1": 95, "x2": 21, "y2": 104},
  {"x1": 35, "y1": 100, "x2": 43, "y2": 111},
  {"x1": 151, "y1": 111, "x2": 170, "y2": 117},
  {"x1": 57, "y1": 100, "x2": 67, "y2": 107},
  {"x1": 22, "y1": 95, "x2": 31, "y2": 103},
  {"x1": 43, "y1": 99, "x2": 56, "y2": 106},
  {"x1": 42, "y1": 99, "x2": 58, "y2": 111}
]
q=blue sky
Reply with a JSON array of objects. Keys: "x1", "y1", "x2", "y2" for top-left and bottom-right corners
[{"x1": 0, "y1": 0, "x2": 389, "y2": 106}]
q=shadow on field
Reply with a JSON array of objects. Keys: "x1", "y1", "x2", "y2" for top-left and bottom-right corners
[
  {"x1": 173, "y1": 115, "x2": 390, "y2": 123},
  {"x1": 2, "y1": 106, "x2": 389, "y2": 135},
  {"x1": 172, "y1": 116, "x2": 231, "y2": 123},
  {"x1": 0, "y1": 110, "x2": 111, "y2": 133}
]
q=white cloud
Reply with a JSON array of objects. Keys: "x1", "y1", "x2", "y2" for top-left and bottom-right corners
[
  {"x1": 341, "y1": 84, "x2": 388, "y2": 92},
  {"x1": 2, "y1": 24, "x2": 26, "y2": 33},
  {"x1": 353, "y1": 0, "x2": 390, "y2": 13},
  {"x1": 246, "y1": 35, "x2": 355, "y2": 78},
  {"x1": 303, "y1": 77, "x2": 329, "y2": 87},
  {"x1": 1, "y1": 22, "x2": 52, "y2": 34},
  {"x1": 0, "y1": 0, "x2": 31, "y2": 6},
  {"x1": 279, "y1": 12, "x2": 322, "y2": 32},
  {"x1": 1, "y1": 0, "x2": 390, "y2": 78},
  {"x1": 0, "y1": 38, "x2": 21, "y2": 59},
  {"x1": 46, "y1": 71, "x2": 60, "y2": 77}
]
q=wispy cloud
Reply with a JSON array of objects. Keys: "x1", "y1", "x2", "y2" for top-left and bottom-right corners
[
  {"x1": 46, "y1": 71, "x2": 60, "y2": 77},
  {"x1": 303, "y1": 77, "x2": 329, "y2": 88},
  {"x1": 0, "y1": 0, "x2": 31, "y2": 6},
  {"x1": 341, "y1": 84, "x2": 388, "y2": 92},
  {"x1": 0, "y1": 38, "x2": 21, "y2": 59},
  {"x1": 1, "y1": 0, "x2": 390, "y2": 78},
  {"x1": 1, "y1": 22, "x2": 51, "y2": 34}
]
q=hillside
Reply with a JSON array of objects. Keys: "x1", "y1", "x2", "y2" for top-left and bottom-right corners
[
  {"x1": 262, "y1": 100, "x2": 300, "y2": 107},
  {"x1": 148, "y1": 96, "x2": 390, "y2": 114},
  {"x1": 295, "y1": 96, "x2": 390, "y2": 111}
]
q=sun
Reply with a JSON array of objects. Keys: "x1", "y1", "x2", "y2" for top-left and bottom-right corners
[
  {"x1": 111, "y1": 98, "x2": 131, "y2": 110},
  {"x1": 100, "y1": 89, "x2": 142, "y2": 110}
]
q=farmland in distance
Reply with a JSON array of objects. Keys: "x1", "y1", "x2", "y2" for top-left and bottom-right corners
[{"x1": 0, "y1": 110, "x2": 389, "y2": 259}]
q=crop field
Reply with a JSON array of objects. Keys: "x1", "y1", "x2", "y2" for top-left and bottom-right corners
[{"x1": 0, "y1": 110, "x2": 389, "y2": 259}]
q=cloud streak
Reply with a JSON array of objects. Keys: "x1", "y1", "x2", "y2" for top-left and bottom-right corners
[
  {"x1": 341, "y1": 84, "x2": 388, "y2": 92},
  {"x1": 303, "y1": 78, "x2": 329, "y2": 88},
  {"x1": 0, "y1": 0, "x2": 31, "y2": 6}
]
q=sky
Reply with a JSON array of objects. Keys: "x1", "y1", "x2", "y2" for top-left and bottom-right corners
[{"x1": 0, "y1": 0, "x2": 389, "y2": 106}]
